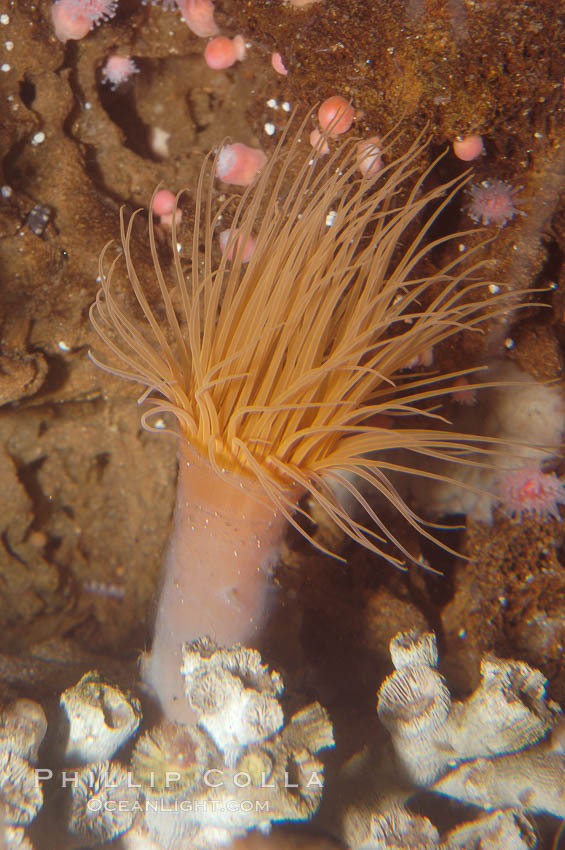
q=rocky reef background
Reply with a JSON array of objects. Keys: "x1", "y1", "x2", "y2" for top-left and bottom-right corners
[{"x1": 1, "y1": 0, "x2": 565, "y2": 845}]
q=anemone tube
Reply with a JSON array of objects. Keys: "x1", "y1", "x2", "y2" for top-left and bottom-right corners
[{"x1": 90, "y1": 115, "x2": 524, "y2": 724}]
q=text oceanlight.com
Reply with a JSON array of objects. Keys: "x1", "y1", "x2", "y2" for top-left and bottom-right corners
[{"x1": 86, "y1": 799, "x2": 271, "y2": 814}]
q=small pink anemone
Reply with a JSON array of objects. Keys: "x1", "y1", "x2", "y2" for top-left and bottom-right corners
[
  {"x1": 51, "y1": 0, "x2": 117, "y2": 41},
  {"x1": 102, "y1": 55, "x2": 139, "y2": 89},
  {"x1": 497, "y1": 465, "x2": 565, "y2": 520},
  {"x1": 466, "y1": 179, "x2": 523, "y2": 227}
]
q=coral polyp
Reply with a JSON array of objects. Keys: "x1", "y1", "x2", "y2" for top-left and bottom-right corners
[
  {"x1": 496, "y1": 465, "x2": 565, "y2": 520},
  {"x1": 466, "y1": 179, "x2": 523, "y2": 227},
  {"x1": 101, "y1": 55, "x2": 139, "y2": 90}
]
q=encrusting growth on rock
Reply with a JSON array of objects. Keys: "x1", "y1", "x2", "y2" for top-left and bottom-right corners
[
  {"x1": 128, "y1": 639, "x2": 334, "y2": 847},
  {"x1": 181, "y1": 637, "x2": 284, "y2": 763},
  {"x1": 341, "y1": 629, "x2": 564, "y2": 849},
  {"x1": 91, "y1": 112, "x2": 531, "y2": 724},
  {"x1": 59, "y1": 670, "x2": 141, "y2": 763},
  {"x1": 68, "y1": 762, "x2": 138, "y2": 843},
  {"x1": 0, "y1": 698, "x2": 46, "y2": 838},
  {"x1": 377, "y1": 629, "x2": 561, "y2": 788}
]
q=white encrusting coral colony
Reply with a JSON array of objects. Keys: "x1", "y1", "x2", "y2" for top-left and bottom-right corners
[{"x1": 1, "y1": 629, "x2": 564, "y2": 846}]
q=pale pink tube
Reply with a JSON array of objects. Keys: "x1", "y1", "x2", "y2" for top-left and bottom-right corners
[{"x1": 142, "y1": 441, "x2": 293, "y2": 724}]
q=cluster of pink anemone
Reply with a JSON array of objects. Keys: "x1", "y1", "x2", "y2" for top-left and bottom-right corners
[
  {"x1": 210, "y1": 95, "x2": 389, "y2": 262},
  {"x1": 51, "y1": 0, "x2": 117, "y2": 42},
  {"x1": 308, "y1": 96, "x2": 383, "y2": 179},
  {"x1": 50, "y1": 0, "x2": 289, "y2": 85}
]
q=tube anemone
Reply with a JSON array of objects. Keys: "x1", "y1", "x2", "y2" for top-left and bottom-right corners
[{"x1": 90, "y1": 115, "x2": 514, "y2": 723}]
